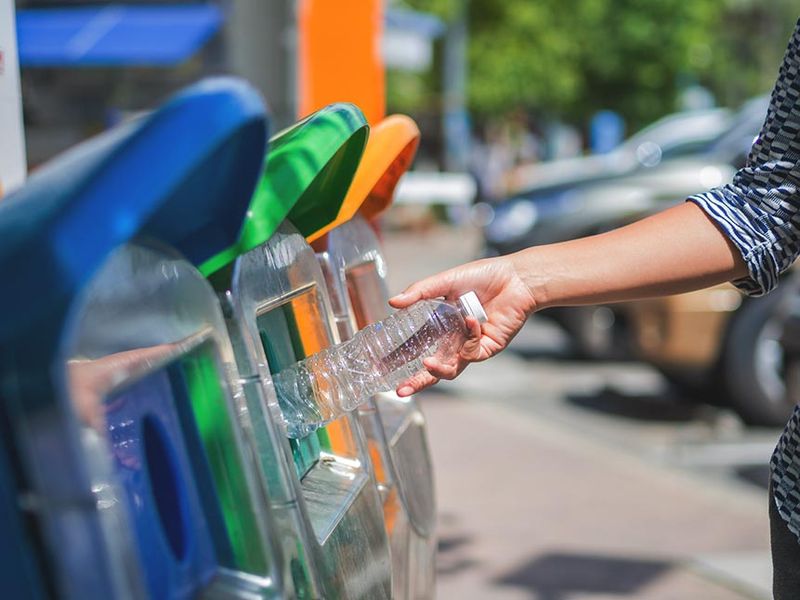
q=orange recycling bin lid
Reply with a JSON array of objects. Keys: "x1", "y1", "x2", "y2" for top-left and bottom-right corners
[{"x1": 304, "y1": 114, "x2": 419, "y2": 243}]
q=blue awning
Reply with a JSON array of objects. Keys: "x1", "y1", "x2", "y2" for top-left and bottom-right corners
[{"x1": 17, "y1": 4, "x2": 223, "y2": 67}]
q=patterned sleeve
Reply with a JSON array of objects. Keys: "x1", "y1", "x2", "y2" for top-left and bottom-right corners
[{"x1": 688, "y1": 18, "x2": 800, "y2": 297}]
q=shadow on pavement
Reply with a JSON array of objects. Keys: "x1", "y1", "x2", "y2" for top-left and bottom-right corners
[
  {"x1": 493, "y1": 552, "x2": 673, "y2": 599},
  {"x1": 566, "y1": 386, "x2": 708, "y2": 423},
  {"x1": 438, "y1": 533, "x2": 471, "y2": 554},
  {"x1": 436, "y1": 533, "x2": 479, "y2": 576}
]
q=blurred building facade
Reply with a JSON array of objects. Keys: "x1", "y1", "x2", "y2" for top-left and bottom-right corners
[{"x1": 15, "y1": 0, "x2": 447, "y2": 169}]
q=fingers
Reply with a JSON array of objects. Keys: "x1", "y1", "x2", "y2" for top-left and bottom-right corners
[
  {"x1": 459, "y1": 316, "x2": 483, "y2": 361},
  {"x1": 396, "y1": 313, "x2": 484, "y2": 396},
  {"x1": 397, "y1": 369, "x2": 439, "y2": 397},
  {"x1": 393, "y1": 292, "x2": 487, "y2": 396},
  {"x1": 389, "y1": 284, "x2": 429, "y2": 308},
  {"x1": 389, "y1": 271, "x2": 456, "y2": 308},
  {"x1": 423, "y1": 356, "x2": 461, "y2": 380},
  {"x1": 397, "y1": 354, "x2": 466, "y2": 397}
]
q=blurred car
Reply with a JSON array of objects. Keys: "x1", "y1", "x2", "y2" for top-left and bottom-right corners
[
  {"x1": 483, "y1": 97, "x2": 767, "y2": 257},
  {"x1": 481, "y1": 96, "x2": 769, "y2": 359},
  {"x1": 485, "y1": 156, "x2": 736, "y2": 253},
  {"x1": 624, "y1": 273, "x2": 798, "y2": 427},
  {"x1": 507, "y1": 107, "x2": 732, "y2": 197},
  {"x1": 479, "y1": 107, "x2": 731, "y2": 254}
]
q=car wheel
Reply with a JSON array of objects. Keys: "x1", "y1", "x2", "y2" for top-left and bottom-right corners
[
  {"x1": 566, "y1": 306, "x2": 629, "y2": 360},
  {"x1": 785, "y1": 358, "x2": 800, "y2": 406},
  {"x1": 721, "y1": 288, "x2": 794, "y2": 427}
]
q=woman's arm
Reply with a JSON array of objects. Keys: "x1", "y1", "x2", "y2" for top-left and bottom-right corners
[
  {"x1": 391, "y1": 18, "x2": 800, "y2": 396},
  {"x1": 390, "y1": 202, "x2": 747, "y2": 395},
  {"x1": 515, "y1": 201, "x2": 747, "y2": 310}
]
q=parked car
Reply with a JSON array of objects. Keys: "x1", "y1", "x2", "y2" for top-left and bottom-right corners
[
  {"x1": 623, "y1": 273, "x2": 799, "y2": 427},
  {"x1": 482, "y1": 97, "x2": 770, "y2": 359},
  {"x1": 508, "y1": 107, "x2": 732, "y2": 197},
  {"x1": 483, "y1": 97, "x2": 766, "y2": 257}
]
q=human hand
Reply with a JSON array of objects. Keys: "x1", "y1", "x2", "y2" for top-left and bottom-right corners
[{"x1": 389, "y1": 255, "x2": 536, "y2": 395}]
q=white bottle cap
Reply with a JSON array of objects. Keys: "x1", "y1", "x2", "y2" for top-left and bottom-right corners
[{"x1": 458, "y1": 291, "x2": 488, "y2": 324}]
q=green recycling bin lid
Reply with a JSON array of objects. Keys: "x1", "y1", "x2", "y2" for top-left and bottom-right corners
[{"x1": 200, "y1": 103, "x2": 368, "y2": 276}]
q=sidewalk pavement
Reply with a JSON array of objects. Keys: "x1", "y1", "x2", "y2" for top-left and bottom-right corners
[{"x1": 421, "y1": 390, "x2": 771, "y2": 600}]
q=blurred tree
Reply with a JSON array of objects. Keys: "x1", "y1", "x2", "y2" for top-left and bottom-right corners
[
  {"x1": 395, "y1": 0, "x2": 798, "y2": 132},
  {"x1": 702, "y1": 0, "x2": 798, "y2": 107}
]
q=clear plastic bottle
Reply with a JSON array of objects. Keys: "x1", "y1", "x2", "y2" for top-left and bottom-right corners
[{"x1": 274, "y1": 291, "x2": 487, "y2": 438}]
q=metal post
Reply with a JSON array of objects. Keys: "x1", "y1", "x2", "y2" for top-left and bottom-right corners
[
  {"x1": 442, "y1": 0, "x2": 469, "y2": 172},
  {"x1": 225, "y1": 0, "x2": 297, "y2": 129},
  {"x1": 0, "y1": 0, "x2": 27, "y2": 195}
]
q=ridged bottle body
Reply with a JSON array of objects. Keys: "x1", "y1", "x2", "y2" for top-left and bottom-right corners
[{"x1": 274, "y1": 299, "x2": 467, "y2": 438}]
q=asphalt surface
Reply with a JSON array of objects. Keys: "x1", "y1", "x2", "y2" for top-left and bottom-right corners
[{"x1": 381, "y1": 220, "x2": 779, "y2": 599}]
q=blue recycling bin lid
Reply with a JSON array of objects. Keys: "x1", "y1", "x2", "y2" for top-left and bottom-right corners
[{"x1": 0, "y1": 76, "x2": 268, "y2": 343}]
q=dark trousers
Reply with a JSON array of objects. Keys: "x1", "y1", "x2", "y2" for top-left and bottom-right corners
[{"x1": 770, "y1": 483, "x2": 800, "y2": 599}]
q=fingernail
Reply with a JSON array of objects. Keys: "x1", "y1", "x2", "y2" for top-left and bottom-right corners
[{"x1": 397, "y1": 386, "x2": 413, "y2": 397}]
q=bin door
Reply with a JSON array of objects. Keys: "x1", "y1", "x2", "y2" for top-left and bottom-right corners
[
  {"x1": 228, "y1": 221, "x2": 392, "y2": 599},
  {"x1": 310, "y1": 114, "x2": 431, "y2": 598},
  {"x1": 200, "y1": 101, "x2": 381, "y2": 597},
  {"x1": 64, "y1": 242, "x2": 283, "y2": 598},
  {"x1": 322, "y1": 213, "x2": 437, "y2": 598}
]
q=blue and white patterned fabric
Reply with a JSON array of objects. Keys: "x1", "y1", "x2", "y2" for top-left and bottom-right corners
[{"x1": 688, "y1": 18, "x2": 800, "y2": 541}]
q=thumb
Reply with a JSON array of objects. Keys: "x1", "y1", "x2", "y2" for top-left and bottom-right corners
[
  {"x1": 389, "y1": 271, "x2": 456, "y2": 308},
  {"x1": 458, "y1": 316, "x2": 483, "y2": 362}
]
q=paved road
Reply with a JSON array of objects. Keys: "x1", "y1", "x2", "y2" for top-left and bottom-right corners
[{"x1": 382, "y1": 222, "x2": 777, "y2": 599}]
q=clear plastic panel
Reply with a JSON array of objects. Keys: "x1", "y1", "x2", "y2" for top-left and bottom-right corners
[
  {"x1": 62, "y1": 242, "x2": 283, "y2": 598},
  {"x1": 218, "y1": 294, "x2": 321, "y2": 599},
  {"x1": 321, "y1": 214, "x2": 437, "y2": 599},
  {"x1": 224, "y1": 220, "x2": 392, "y2": 598}
]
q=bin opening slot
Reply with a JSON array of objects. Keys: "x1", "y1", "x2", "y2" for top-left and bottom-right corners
[
  {"x1": 255, "y1": 285, "x2": 332, "y2": 477},
  {"x1": 254, "y1": 284, "x2": 375, "y2": 547},
  {"x1": 168, "y1": 346, "x2": 270, "y2": 574},
  {"x1": 70, "y1": 339, "x2": 269, "y2": 596},
  {"x1": 73, "y1": 341, "x2": 224, "y2": 596}
]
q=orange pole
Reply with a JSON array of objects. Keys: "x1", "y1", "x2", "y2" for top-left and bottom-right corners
[{"x1": 297, "y1": 0, "x2": 385, "y2": 124}]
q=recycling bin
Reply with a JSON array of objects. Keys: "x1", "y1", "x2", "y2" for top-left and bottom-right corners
[
  {"x1": 0, "y1": 79, "x2": 289, "y2": 598},
  {"x1": 310, "y1": 115, "x2": 437, "y2": 599},
  {"x1": 201, "y1": 103, "x2": 392, "y2": 598},
  {"x1": 0, "y1": 445, "x2": 45, "y2": 599}
]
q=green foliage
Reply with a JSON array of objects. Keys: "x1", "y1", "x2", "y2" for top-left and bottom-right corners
[
  {"x1": 700, "y1": 0, "x2": 797, "y2": 107},
  {"x1": 395, "y1": 0, "x2": 798, "y2": 130}
]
